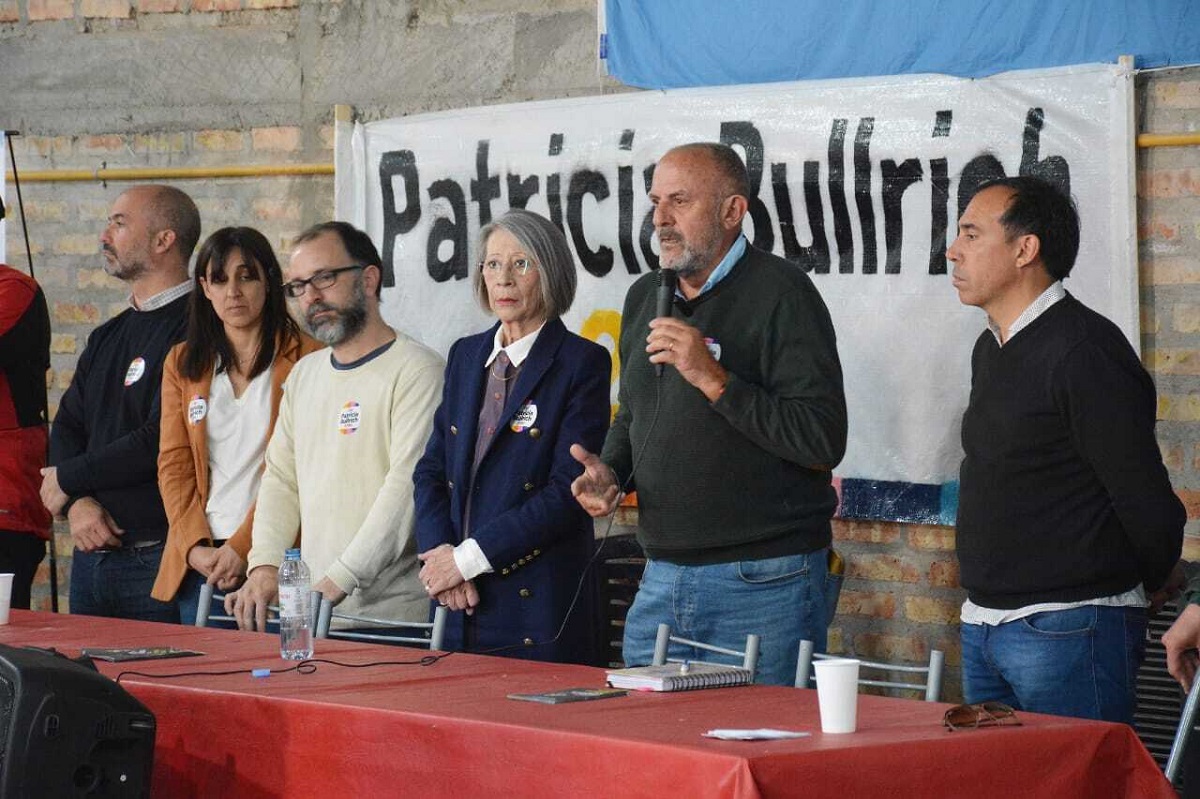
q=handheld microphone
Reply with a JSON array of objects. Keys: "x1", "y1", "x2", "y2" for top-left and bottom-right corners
[{"x1": 655, "y1": 268, "x2": 678, "y2": 377}]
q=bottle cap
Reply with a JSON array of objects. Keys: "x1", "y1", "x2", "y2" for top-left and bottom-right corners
[
  {"x1": 251, "y1": 668, "x2": 271, "y2": 678},
  {"x1": 284, "y1": 548, "x2": 300, "y2": 560}
]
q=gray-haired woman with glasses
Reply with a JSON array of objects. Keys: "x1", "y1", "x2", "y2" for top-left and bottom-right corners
[{"x1": 413, "y1": 209, "x2": 611, "y2": 664}]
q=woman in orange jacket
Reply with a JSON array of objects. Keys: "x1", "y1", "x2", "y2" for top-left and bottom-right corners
[{"x1": 152, "y1": 227, "x2": 323, "y2": 624}]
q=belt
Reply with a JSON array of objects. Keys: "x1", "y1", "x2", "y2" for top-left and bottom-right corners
[{"x1": 95, "y1": 539, "x2": 164, "y2": 553}]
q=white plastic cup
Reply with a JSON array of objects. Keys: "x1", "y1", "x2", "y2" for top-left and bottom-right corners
[
  {"x1": 0, "y1": 573, "x2": 15, "y2": 625},
  {"x1": 813, "y1": 658, "x2": 860, "y2": 733}
]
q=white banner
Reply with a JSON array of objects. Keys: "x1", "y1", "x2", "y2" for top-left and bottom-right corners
[{"x1": 338, "y1": 63, "x2": 1135, "y2": 504}]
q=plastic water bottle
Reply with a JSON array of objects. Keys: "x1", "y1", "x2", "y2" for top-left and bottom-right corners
[{"x1": 278, "y1": 548, "x2": 313, "y2": 660}]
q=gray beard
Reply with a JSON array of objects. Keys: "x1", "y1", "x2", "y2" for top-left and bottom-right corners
[
  {"x1": 671, "y1": 256, "x2": 704, "y2": 279},
  {"x1": 307, "y1": 304, "x2": 367, "y2": 346},
  {"x1": 662, "y1": 244, "x2": 711, "y2": 279},
  {"x1": 103, "y1": 255, "x2": 146, "y2": 282},
  {"x1": 658, "y1": 224, "x2": 722, "y2": 279},
  {"x1": 305, "y1": 279, "x2": 368, "y2": 346}
]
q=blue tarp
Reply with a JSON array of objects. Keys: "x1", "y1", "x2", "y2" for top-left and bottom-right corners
[{"x1": 603, "y1": 0, "x2": 1200, "y2": 89}]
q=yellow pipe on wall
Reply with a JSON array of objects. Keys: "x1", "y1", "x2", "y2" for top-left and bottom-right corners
[
  {"x1": 1138, "y1": 132, "x2": 1200, "y2": 148},
  {"x1": 4, "y1": 163, "x2": 334, "y2": 183},
  {"x1": 3, "y1": 132, "x2": 1197, "y2": 185}
]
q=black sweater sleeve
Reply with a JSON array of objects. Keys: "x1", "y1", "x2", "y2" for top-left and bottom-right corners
[{"x1": 1057, "y1": 337, "x2": 1184, "y2": 593}]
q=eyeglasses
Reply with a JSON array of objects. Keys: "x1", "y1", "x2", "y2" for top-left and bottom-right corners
[
  {"x1": 282, "y1": 265, "x2": 366, "y2": 298},
  {"x1": 942, "y1": 702, "x2": 1021, "y2": 731},
  {"x1": 480, "y1": 257, "x2": 537, "y2": 277}
]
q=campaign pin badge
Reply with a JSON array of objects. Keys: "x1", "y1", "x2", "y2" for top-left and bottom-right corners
[
  {"x1": 510, "y1": 401, "x2": 537, "y2": 433},
  {"x1": 704, "y1": 337, "x2": 722, "y2": 361},
  {"x1": 187, "y1": 395, "x2": 208, "y2": 425},
  {"x1": 338, "y1": 401, "x2": 361, "y2": 435},
  {"x1": 124, "y1": 356, "x2": 146, "y2": 386}
]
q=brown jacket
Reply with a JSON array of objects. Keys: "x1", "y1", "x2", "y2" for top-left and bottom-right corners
[{"x1": 151, "y1": 332, "x2": 325, "y2": 602}]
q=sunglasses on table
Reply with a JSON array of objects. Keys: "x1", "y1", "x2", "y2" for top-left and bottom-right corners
[{"x1": 942, "y1": 702, "x2": 1022, "y2": 731}]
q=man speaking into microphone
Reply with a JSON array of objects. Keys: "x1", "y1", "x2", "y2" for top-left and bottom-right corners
[{"x1": 571, "y1": 142, "x2": 846, "y2": 685}]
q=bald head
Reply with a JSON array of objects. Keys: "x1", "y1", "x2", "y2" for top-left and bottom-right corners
[
  {"x1": 649, "y1": 143, "x2": 751, "y2": 281},
  {"x1": 662, "y1": 143, "x2": 751, "y2": 203},
  {"x1": 137, "y1": 185, "x2": 202, "y2": 261},
  {"x1": 100, "y1": 184, "x2": 200, "y2": 293}
]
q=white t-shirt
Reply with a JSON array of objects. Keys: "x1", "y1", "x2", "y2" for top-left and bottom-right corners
[{"x1": 204, "y1": 366, "x2": 273, "y2": 540}]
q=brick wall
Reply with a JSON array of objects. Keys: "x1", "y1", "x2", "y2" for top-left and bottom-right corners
[
  {"x1": 7, "y1": 125, "x2": 334, "y2": 427},
  {"x1": 2, "y1": 2, "x2": 1197, "y2": 703}
]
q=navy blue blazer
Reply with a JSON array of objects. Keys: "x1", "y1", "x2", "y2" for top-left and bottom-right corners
[{"x1": 413, "y1": 318, "x2": 611, "y2": 664}]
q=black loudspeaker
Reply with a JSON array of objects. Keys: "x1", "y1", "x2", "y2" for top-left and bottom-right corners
[{"x1": 0, "y1": 644, "x2": 155, "y2": 798}]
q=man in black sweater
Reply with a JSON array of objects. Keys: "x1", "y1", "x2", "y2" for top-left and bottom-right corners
[
  {"x1": 951, "y1": 176, "x2": 1183, "y2": 724},
  {"x1": 41, "y1": 185, "x2": 200, "y2": 622},
  {"x1": 571, "y1": 143, "x2": 846, "y2": 685}
]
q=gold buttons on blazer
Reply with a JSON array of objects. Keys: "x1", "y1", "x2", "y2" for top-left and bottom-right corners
[
  {"x1": 519, "y1": 588, "x2": 531, "y2": 598},
  {"x1": 523, "y1": 638, "x2": 534, "y2": 646},
  {"x1": 501, "y1": 568, "x2": 510, "y2": 576},
  {"x1": 523, "y1": 482, "x2": 534, "y2": 491},
  {"x1": 532, "y1": 549, "x2": 541, "y2": 557},
  {"x1": 529, "y1": 428, "x2": 541, "y2": 439},
  {"x1": 450, "y1": 425, "x2": 458, "y2": 435}
]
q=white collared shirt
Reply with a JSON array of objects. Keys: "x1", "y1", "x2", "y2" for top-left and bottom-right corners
[
  {"x1": 130, "y1": 280, "x2": 192, "y2": 312},
  {"x1": 987, "y1": 281, "x2": 1066, "y2": 345},
  {"x1": 484, "y1": 322, "x2": 544, "y2": 369}
]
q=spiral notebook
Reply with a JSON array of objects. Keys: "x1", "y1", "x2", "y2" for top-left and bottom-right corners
[{"x1": 605, "y1": 663, "x2": 752, "y2": 692}]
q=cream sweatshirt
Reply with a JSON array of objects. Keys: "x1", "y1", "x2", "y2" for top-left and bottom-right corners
[{"x1": 248, "y1": 332, "x2": 444, "y2": 623}]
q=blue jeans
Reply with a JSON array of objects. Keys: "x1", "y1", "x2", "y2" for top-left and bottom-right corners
[
  {"x1": 70, "y1": 542, "x2": 179, "y2": 623},
  {"x1": 176, "y1": 569, "x2": 238, "y2": 629},
  {"x1": 622, "y1": 550, "x2": 828, "y2": 686},
  {"x1": 961, "y1": 605, "x2": 1146, "y2": 725}
]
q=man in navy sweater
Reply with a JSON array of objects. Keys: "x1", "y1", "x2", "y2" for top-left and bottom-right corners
[
  {"x1": 951, "y1": 176, "x2": 1183, "y2": 724},
  {"x1": 41, "y1": 185, "x2": 200, "y2": 622}
]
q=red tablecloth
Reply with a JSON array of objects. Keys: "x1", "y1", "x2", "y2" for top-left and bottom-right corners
[{"x1": 0, "y1": 611, "x2": 1174, "y2": 799}]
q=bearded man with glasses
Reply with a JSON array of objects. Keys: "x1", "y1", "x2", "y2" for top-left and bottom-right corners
[{"x1": 225, "y1": 221, "x2": 444, "y2": 633}]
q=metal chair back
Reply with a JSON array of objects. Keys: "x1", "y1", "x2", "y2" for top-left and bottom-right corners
[
  {"x1": 650, "y1": 623, "x2": 760, "y2": 678},
  {"x1": 795, "y1": 639, "x2": 945, "y2": 702},
  {"x1": 194, "y1": 582, "x2": 322, "y2": 633},
  {"x1": 1166, "y1": 679, "x2": 1200, "y2": 785},
  {"x1": 316, "y1": 600, "x2": 447, "y2": 651}
]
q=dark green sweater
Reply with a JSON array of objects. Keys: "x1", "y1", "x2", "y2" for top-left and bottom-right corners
[
  {"x1": 602, "y1": 245, "x2": 847, "y2": 564},
  {"x1": 958, "y1": 294, "x2": 1183, "y2": 607}
]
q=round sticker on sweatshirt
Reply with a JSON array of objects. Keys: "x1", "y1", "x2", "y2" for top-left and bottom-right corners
[
  {"x1": 338, "y1": 401, "x2": 361, "y2": 435},
  {"x1": 510, "y1": 401, "x2": 537, "y2": 433},
  {"x1": 124, "y1": 356, "x2": 146, "y2": 386},
  {"x1": 704, "y1": 337, "x2": 722, "y2": 362},
  {"x1": 188, "y1": 395, "x2": 208, "y2": 425}
]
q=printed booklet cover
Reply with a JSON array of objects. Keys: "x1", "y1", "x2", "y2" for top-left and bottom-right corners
[
  {"x1": 508, "y1": 687, "x2": 629, "y2": 704},
  {"x1": 82, "y1": 647, "x2": 205, "y2": 662}
]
